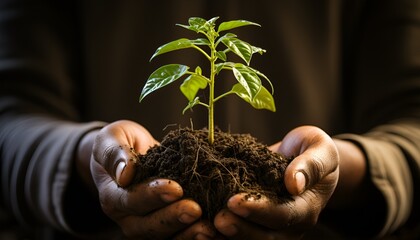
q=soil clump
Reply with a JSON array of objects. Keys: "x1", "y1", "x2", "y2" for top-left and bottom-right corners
[{"x1": 133, "y1": 127, "x2": 292, "y2": 220}]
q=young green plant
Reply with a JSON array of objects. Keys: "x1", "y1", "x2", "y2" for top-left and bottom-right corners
[{"x1": 139, "y1": 16, "x2": 275, "y2": 145}]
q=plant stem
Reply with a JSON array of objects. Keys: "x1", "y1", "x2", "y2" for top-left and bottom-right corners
[{"x1": 208, "y1": 36, "x2": 216, "y2": 145}]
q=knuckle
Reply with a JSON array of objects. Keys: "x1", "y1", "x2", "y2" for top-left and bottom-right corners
[
  {"x1": 306, "y1": 155, "x2": 324, "y2": 186},
  {"x1": 99, "y1": 194, "x2": 117, "y2": 217}
]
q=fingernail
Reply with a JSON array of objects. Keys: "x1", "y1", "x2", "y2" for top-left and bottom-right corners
[
  {"x1": 115, "y1": 161, "x2": 126, "y2": 184},
  {"x1": 148, "y1": 179, "x2": 181, "y2": 203},
  {"x1": 294, "y1": 171, "x2": 307, "y2": 194},
  {"x1": 227, "y1": 195, "x2": 251, "y2": 217},
  {"x1": 179, "y1": 213, "x2": 198, "y2": 224}
]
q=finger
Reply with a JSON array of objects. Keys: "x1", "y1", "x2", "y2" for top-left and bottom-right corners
[
  {"x1": 214, "y1": 209, "x2": 302, "y2": 240},
  {"x1": 92, "y1": 135, "x2": 138, "y2": 187},
  {"x1": 91, "y1": 159, "x2": 129, "y2": 220},
  {"x1": 94, "y1": 175, "x2": 184, "y2": 217},
  {"x1": 123, "y1": 178, "x2": 184, "y2": 215},
  {"x1": 225, "y1": 193, "x2": 292, "y2": 229},
  {"x1": 92, "y1": 120, "x2": 158, "y2": 187},
  {"x1": 272, "y1": 126, "x2": 339, "y2": 195},
  {"x1": 91, "y1": 158, "x2": 184, "y2": 214},
  {"x1": 115, "y1": 158, "x2": 136, "y2": 187},
  {"x1": 214, "y1": 208, "x2": 265, "y2": 239},
  {"x1": 120, "y1": 199, "x2": 202, "y2": 239},
  {"x1": 99, "y1": 120, "x2": 158, "y2": 155},
  {"x1": 92, "y1": 159, "x2": 202, "y2": 239},
  {"x1": 173, "y1": 220, "x2": 217, "y2": 240},
  {"x1": 284, "y1": 149, "x2": 339, "y2": 196},
  {"x1": 274, "y1": 126, "x2": 330, "y2": 157},
  {"x1": 227, "y1": 191, "x2": 327, "y2": 232}
]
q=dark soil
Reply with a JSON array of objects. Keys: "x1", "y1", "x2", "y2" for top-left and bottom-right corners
[{"x1": 133, "y1": 127, "x2": 292, "y2": 220}]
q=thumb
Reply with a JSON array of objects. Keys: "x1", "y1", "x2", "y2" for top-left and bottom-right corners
[
  {"x1": 92, "y1": 142, "x2": 138, "y2": 188},
  {"x1": 286, "y1": 169, "x2": 308, "y2": 195},
  {"x1": 273, "y1": 126, "x2": 339, "y2": 196},
  {"x1": 113, "y1": 146, "x2": 138, "y2": 187},
  {"x1": 284, "y1": 148, "x2": 337, "y2": 196},
  {"x1": 284, "y1": 159, "x2": 309, "y2": 195},
  {"x1": 91, "y1": 120, "x2": 158, "y2": 188}
]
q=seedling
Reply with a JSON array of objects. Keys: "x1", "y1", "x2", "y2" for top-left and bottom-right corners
[{"x1": 139, "y1": 16, "x2": 275, "y2": 144}]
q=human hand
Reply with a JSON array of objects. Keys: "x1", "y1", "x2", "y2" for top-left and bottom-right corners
[
  {"x1": 213, "y1": 125, "x2": 339, "y2": 239},
  {"x1": 90, "y1": 120, "x2": 216, "y2": 239}
]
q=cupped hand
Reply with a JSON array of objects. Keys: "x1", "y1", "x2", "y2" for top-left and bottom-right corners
[
  {"x1": 90, "y1": 120, "x2": 216, "y2": 239},
  {"x1": 214, "y1": 125, "x2": 339, "y2": 239}
]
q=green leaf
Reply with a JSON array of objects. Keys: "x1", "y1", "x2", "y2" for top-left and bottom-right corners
[
  {"x1": 140, "y1": 64, "x2": 189, "y2": 102},
  {"x1": 206, "y1": 17, "x2": 219, "y2": 27},
  {"x1": 232, "y1": 65, "x2": 262, "y2": 100},
  {"x1": 182, "y1": 97, "x2": 201, "y2": 114},
  {"x1": 221, "y1": 37, "x2": 253, "y2": 65},
  {"x1": 215, "y1": 62, "x2": 234, "y2": 73},
  {"x1": 180, "y1": 74, "x2": 208, "y2": 101},
  {"x1": 191, "y1": 38, "x2": 211, "y2": 45},
  {"x1": 218, "y1": 20, "x2": 260, "y2": 32},
  {"x1": 151, "y1": 38, "x2": 196, "y2": 61},
  {"x1": 177, "y1": 17, "x2": 219, "y2": 34},
  {"x1": 195, "y1": 66, "x2": 202, "y2": 75},
  {"x1": 251, "y1": 45, "x2": 266, "y2": 55},
  {"x1": 216, "y1": 33, "x2": 237, "y2": 46},
  {"x1": 215, "y1": 63, "x2": 225, "y2": 74},
  {"x1": 219, "y1": 62, "x2": 235, "y2": 68},
  {"x1": 176, "y1": 23, "x2": 193, "y2": 31},
  {"x1": 238, "y1": 62, "x2": 274, "y2": 95},
  {"x1": 189, "y1": 17, "x2": 207, "y2": 27},
  {"x1": 216, "y1": 51, "x2": 227, "y2": 61},
  {"x1": 246, "y1": 65, "x2": 274, "y2": 94},
  {"x1": 176, "y1": 17, "x2": 207, "y2": 32},
  {"x1": 232, "y1": 83, "x2": 276, "y2": 112}
]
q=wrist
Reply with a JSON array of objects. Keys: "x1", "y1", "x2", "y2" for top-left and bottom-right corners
[
  {"x1": 328, "y1": 139, "x2": 367, "y2": 208},
  {"x1": 76, "y1": 129, "x2": 100, "y2": 194}
]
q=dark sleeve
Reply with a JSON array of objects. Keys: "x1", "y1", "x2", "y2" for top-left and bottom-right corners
[
  {"x1": 0, "y1": 0, "x2": 112, "y2": 237},
  {"x1": 0, "y1": 115, "x2": 106, "y2": 232},
  {"x1": 333, "y1": 0, "x2": 420, "y2": 238},
  {"x1": 336, "y1": 121, "x2": 420, "y2": 238}
]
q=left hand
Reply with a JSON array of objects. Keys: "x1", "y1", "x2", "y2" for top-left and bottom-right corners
[
  {"x1": 88, "y1": 120, "x2": 216, "y2": 239},
  {"x1": 213, "y1": 125, "x2": 339, "y2": 239}
]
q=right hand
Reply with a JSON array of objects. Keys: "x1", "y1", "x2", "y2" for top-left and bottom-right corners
[
  {"x1": 90, "y1": 120, "x2": 216, "y2": 239},
  {"x1": 214, "y1": 126, "x2": 339, "y2": 239}
]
